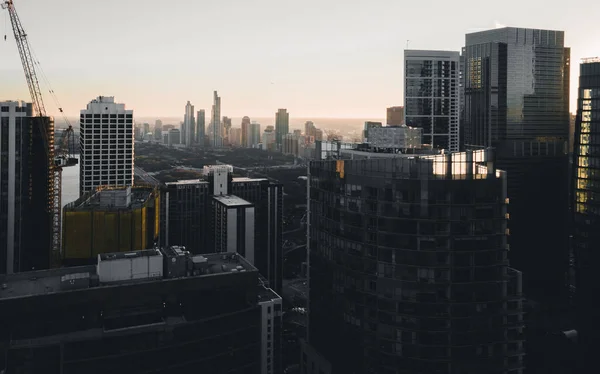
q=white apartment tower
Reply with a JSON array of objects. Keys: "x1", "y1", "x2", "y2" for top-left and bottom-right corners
[
  {"x1": 210, "y1": 91, "x2": 222, "y2": 147},
  {"x1": 404, "y1": 50, "x2": 460, "y2": 152},
  {"x1": 183, "y1": 101, "x2": 195, "y2": 147},
  {"x1": 79, "y1": 96, "x2": 134, "y2": 197}
]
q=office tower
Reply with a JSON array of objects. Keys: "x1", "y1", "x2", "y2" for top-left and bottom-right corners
[
  {"x1": 1, "y1": 101, "x2": 54, "y2": 274},
  {"x1": 0, "y1": 249, "x2": 282, "y2": 374},
  {"x1": 283, "y1": 133, "x2": 301, "y2": 156},
  {"x1": 197, "y1": 109, "x2": 205, "y2": 146},
  {"x1": 314, "y1": 128, "x2": 323, "y2": 141},
  {"x1": 143, "y1": 122, "x2": 150, "y2": 136},
  {"x1": 249, "y1": 121, "x2": 261, "y2": 148},
  {"x1": 79, "y1": 96, "x2": 134, "y2": 197},
  {"x1": 229, "y1": 127, "x2": 242, "y2": 147},
  {"x1": 572, "y1": 58, "x2": 600, "y2": 371},
  {"x1": 404, "y1": 50, "x2": 460, "y2": 152},
  {"x1": 222, "y1": 116, "x2": 232, "y2": 145},
  {"x1": 62, "y1": 186, "x2": 159, "y2": 265},
  {"x1": 363, "y1": 121, "x2": 382, "y2": 142},
  {"x1": 210, "y1": 91, "x2": 222, "y2": 147},
  {"x1": 241, "y1": 116, "x2": 251, "y2": 147},
  {"x1": 275, "y1": 108, "x2": 290, "y2": 150},
  {"x1": 161, "y1": 168, "x2": 283, "y2": 294},
  {"x1": 263, "y1": 126, "x2": 276, "y2": 151},
  {"x1": 183, "y1": 101, "x2": 195, "y2": 147},
  {"x1": 212, "y1": 195, "x2": 255, "y2": 260},
  {"x1": 162, "y1": 133, "x2": 168, "y2": 144},
  {"x1": 155, "y1": 119, "x2": 162, "y2": 130},
  {"x1": 463, "y1": 28, "x2": 570, "y2": 305},
  {"x1": 168, "y1": 128, "x2": 180, "y2": 146},
  {"x1": 304, "y1": 147, "x2": 524, "y2": 374},
  {"x1": 305, "y1": 121, "x2": 316, "y2": 138},
  {"x1": 386, "y1": 106, "x2": 405, "y2": 126},
  {"x1": 153, "y1": 127, "x2": 162, "y2": 141}
]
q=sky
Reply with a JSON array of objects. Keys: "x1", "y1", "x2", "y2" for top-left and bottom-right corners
[{"x1": 1, "y1": 0, "x2": 599, "y2": 120}]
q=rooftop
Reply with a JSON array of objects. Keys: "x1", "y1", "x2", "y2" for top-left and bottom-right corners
[
  {"x1": 65, "y1": 186, "x2": 155, "y2": 211},
  {"x1": 0, "y1": 252, "x2": 256, "y2": 301},
  {"x1": 213, "y1": 195, "x2": 253, "y2": 207},
  {"x1": 257, "y1": 284, "x2": 282, "y2": 304}
]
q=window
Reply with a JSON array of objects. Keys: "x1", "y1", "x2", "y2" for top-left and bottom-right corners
[{"x1": 1, "y1": 106, "x2": 8, "y2": 112}]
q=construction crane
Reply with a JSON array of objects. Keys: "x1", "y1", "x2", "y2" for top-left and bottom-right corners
[{"x1": 2, "y1": 0, "x2": 78, "y2": 262}]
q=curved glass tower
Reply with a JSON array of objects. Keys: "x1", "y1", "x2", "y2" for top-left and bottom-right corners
[{"x1": 306, "y1": 149, "x2": 524, "y2": 374}]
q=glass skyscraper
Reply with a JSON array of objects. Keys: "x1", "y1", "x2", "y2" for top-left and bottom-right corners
[
  {"x1": 405, "y1": 50, "x2": 460, "y2": 152},
  {"x1": 572, "y1": 59, "x2": 600, "y2": 372},
  {"x1": 462, "y1": 28, "x2": 570, "y2": 307}
]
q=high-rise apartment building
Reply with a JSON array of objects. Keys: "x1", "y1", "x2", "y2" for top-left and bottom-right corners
[
  {"x1": 463, "y1": 28, "x2": 570, "y2": 305},
  {"x1": 183, "y1": 101, "x2": 195, "y2": 147},
  {"x1": 210, "y1": 91, "x2": 222, "y2": 147},
  {"x1": 249, "y1": 121, "x2": 261, "y2": 148},
  {"x1": 229, "y1": 127, "x2": 242, "y2": 147},
  {"x1": 79, "y1": 96, "x2": 134, "y2": 197},
  {"x1": 1, "y1": 101, "x2": 54, "y2": 274},
  {"x1": 386, "y1": 106, "x2": 405, "y2": 126},
  {"x1": 168, "y1": 128, "x2": 180, "y2": 146},
  {"x1": 304, "y1": 147, "x2": 524, "y2": 374},
  {"x1": 241, "y1": 116, "x2": 251, "y2": 147},
  {"x1": 405, "y1": 50, "x2": 460, "y2": 152},
  {"x1": 572, "y1": 58, "x2": 600, "y2": 372},
  {"x1": 263, "y1": 126, "x2": 276, "y2": 151},
  {"x1": 275, "y1": 109, "x2": 289, "y2": 150},
  {"x1": 222, "y1": 116, "x2": 232, "y2": 145},
  {"x1": 196, "y1": 109, "x2": 205, "y2": 146}
]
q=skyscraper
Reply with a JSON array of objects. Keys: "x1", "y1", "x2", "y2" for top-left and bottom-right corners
[
  {"x1": 241, "y1": 116, "x2": 251, "y2": 147},
  {"x1": 1, "y1": 101, "x2": 54, "y2": 274},
  {"x1": 183, "y1": 101, "x2": 195, "y2": 147},
  {"x1": 304, "y1": 147, "x2": 524, "y2": 374},
  {"x1": 211, "y1": 91, "x2": 222, "y2": 147},
  {"x1": 222, "y1": 116, "x2": 232, "y2": 145},
  {"x1": 404, "y1": 50, "x2": 460, "y2": 152},
  {"x1": 275, "y1": 109, "x2": 289, "y2": 150},
  {"x1": 197, "y1": 109, "x2": 205, "y2": 146},
  {"x1": 249, "y1": 121, "x2": 261, "y2": 148},
  {"x1": 463, "y1": 28, "x2": 570, "y2": 306},
  {"x1": 572, "y1": 58, "x2": 600, "y2": 372},
  {"x1": 79, "y1": 96, "x2": 134, "y2": 197}
]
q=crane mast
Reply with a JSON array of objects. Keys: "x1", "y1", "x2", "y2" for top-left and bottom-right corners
[{"x1": 3, "y1": 0, "x2": 78, "y2": 266}]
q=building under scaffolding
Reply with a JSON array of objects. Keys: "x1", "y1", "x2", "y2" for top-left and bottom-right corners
[{"x1": 62, "y1": 186, "x2": 159, "y2": 264}]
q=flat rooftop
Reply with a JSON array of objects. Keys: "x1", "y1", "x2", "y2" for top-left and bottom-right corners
[
  {"x1": 165, "y1": 179, "x2": 208, "y2": 186},
  {"x1": 257, "y1": 284, "x2": 281, "y2": 304},
  {"x1": 66, "y1": 187, "x2": 153, "y2": 211},
  {"x1": 99, "y1": 248, "x2": 161, "y2": 261},
  {"x1": 213, "y1": 195, "x2": 253, "y2": 207},
  {"x1": 0, "y1": 252, "x2": 256, "y2": 301},
  {"x1": 232, "y1": 177, "x2": 268, "y2": 183}
]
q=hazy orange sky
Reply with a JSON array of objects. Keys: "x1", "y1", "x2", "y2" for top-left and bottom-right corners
[{"x1": 1, "y1": 0, "x2": 599, "y2": 119}]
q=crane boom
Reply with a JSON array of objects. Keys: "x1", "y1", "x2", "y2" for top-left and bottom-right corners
[
  {"x1": 3, "y1": 0, "x2": 78, "y2": 266},
  {"x1": 3, "y1": 0, "x2": 46, "y2": 118}
]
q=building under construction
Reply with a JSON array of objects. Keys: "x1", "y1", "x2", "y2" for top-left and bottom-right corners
[
  {"x1": 0, "y1": 101, "x2": 55, "y2": 274},
  {"x1": 62, "y1": 186, "x2": 159, "y2": 264}
]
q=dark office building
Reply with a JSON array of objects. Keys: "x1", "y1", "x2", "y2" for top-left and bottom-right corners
[
  {"x1": 572, "y1": 59, "x2": 600, "y2": 372},
  {"x1": 462, "y1": 28, "x2": 570, "y2": 306},
  {"x1": 161, "y1": 180, "x2": 210, "y2": 252},
  {"x1": 1, "y1": 101, "x2": 54, "y2": 275},
  {"x1": 304, "y1": 148, "x2": 524, "y2": 374},
  {"x1": 0, "y1": 250, "x2": 282, "y2": 374},
  {"x1": 161, "y1": 169, "x2": 283, "y2": 294}
]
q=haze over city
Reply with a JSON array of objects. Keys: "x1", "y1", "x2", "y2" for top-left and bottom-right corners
[{"x1": 1, "y1": 0, "x2": 599, "y2": 119}]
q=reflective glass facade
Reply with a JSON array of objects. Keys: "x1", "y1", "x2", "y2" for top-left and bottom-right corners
[
  {"x1": 307, "y1": 150, "x2": 524, "y2": 374},
  {"x1": 463, "y1": 28, "x2": 570, "y2": 145},
  {"x1": 462, "y1": 28, "x2": 571, "y2": 306},
  {"x1": 405, "y1": 50, "x2": 460, "y2": 152},
  {"x1": 572, "y1": 61, "x2": 600, "y2": 371}
]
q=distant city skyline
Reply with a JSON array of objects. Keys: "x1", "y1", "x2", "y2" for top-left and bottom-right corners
[{"x1": 1, "y1": 0, "x2": 598, "y2": 118}]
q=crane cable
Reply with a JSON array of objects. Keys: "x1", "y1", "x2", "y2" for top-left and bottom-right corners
[{"x1": 30, "y1": 46, "x2": 70, "y2": 125}]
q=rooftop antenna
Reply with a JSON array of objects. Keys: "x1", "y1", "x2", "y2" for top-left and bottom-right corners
[{"x1": 406, "y1": 40, "x2": 410, "y2": 49}]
